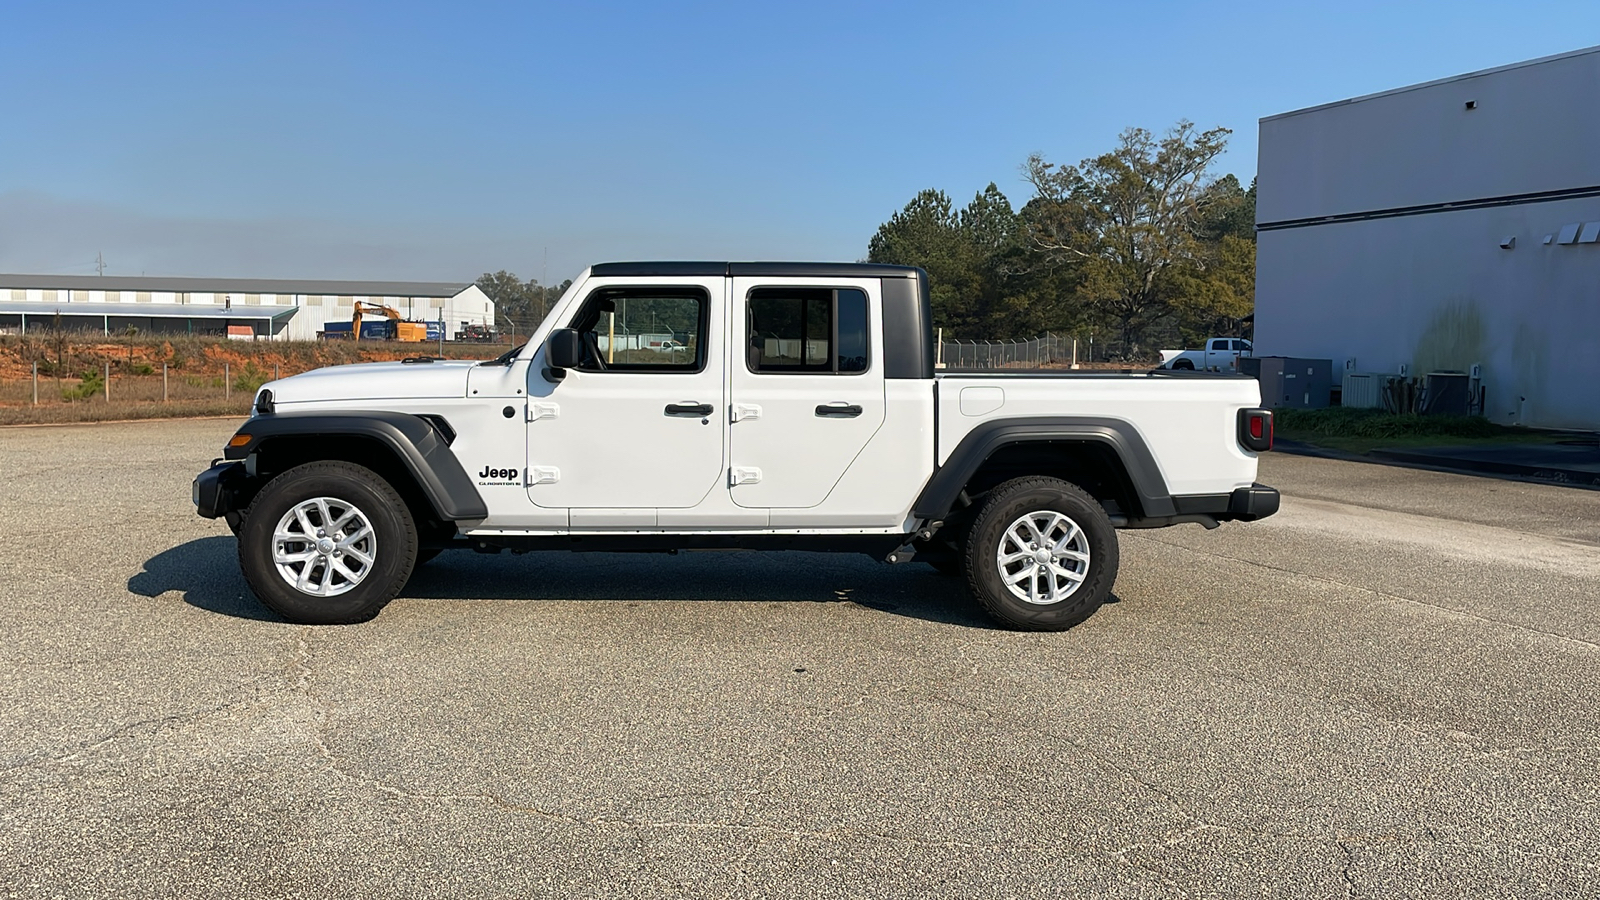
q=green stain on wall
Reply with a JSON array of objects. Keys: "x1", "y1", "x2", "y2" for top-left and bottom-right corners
[{"x1": 1413, "y1": 299, "x2": 1486, "y2": 374}]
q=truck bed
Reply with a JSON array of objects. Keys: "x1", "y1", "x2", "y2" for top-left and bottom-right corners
[{"x1": 935, "y1": 371, "x2": 1263, "y2": 498}]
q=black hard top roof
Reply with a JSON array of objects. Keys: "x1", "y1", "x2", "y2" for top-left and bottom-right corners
[{"x1": 589, "y1": 261, "x2": 922, "y2": 279}]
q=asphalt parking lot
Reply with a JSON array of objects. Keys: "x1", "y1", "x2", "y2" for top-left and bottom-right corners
[{"x1": 3, "y1": 419, "x2": 1599, "y2": 898}]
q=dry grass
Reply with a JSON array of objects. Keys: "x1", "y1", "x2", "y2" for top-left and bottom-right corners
[
  {"x1": 0, "y1": 332, "x2": 508, "y2": 425},
  {"x1": 0, "y1": 397, "x2": 253, "y2": 426}
]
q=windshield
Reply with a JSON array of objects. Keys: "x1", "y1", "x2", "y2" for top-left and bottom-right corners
[{"x1": 478, "y1": 271, "x2": 586, "y2": 366}]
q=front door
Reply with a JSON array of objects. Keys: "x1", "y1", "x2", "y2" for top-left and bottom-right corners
[
  {"x1": 727, "y1": 277, "x2": 885, "y2": 509},
  {"x1": 526, "y1": 278, "x2": 726, "y2": 513}
]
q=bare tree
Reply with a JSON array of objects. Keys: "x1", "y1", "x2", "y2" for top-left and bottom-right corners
[{"x1": 1022, "y1": 121, "x2": 1231, "y2": 356}]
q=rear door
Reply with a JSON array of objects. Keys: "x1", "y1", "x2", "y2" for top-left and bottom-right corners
[{"x1": 727, "y1": 277, "x2": 885, "y2": 509}]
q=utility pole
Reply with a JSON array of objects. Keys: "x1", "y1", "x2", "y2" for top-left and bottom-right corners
[{"x1": 96, "y1": 252, "x2": 105, "y2": 276}]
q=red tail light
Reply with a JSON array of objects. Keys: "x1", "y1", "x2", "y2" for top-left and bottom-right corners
[{"x1": 1237, "y1": 408, "x2": 1273, "y2": 453}]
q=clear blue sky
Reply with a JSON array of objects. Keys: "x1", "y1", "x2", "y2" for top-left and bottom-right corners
[{"x1": 3, "y1": 0, "x2": 1598, "y2": 284}]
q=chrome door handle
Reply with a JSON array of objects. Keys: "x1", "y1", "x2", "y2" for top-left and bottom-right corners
[
  {"x1": 665, "y1": 402, "x2": 713, "y2": 417},
  {"x1": 815, "y1": 403, "x2": 863, "y2": 418}
]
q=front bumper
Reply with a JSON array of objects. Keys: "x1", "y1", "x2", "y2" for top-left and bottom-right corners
[{"x1": 193, "y1": 461, "x2": 246, "y2": 519}]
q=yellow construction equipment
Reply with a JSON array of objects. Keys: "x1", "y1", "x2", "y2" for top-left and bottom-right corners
[{"x1": 352, "y1": 301, "x2": 428, "y2": 342}]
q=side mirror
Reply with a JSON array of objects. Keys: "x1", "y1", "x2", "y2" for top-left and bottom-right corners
[{"x1": 546, "y1": 328, "x2": 584, "y2": 370}]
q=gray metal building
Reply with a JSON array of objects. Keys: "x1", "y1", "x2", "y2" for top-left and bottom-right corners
[
  {"x1": 0, "y1": 274, "x2": 495, "y2": 342},
  {"x1": 1256, "y1": 45, "x2": 1600, "y2": 430}
]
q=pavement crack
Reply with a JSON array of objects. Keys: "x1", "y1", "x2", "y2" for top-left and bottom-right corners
[
  {"x1": 288, "y1": 625, "x2": 336, "y2": 771},
  {"x1": 294, "y1": 769, "x2": 1065, "y2": 853},
  {"x1": 1337, "y1": 839, "x2": 1358, "y2": 898},
  {"x1": 0, "y1": 697, "x2": 258, "y2": 775}
]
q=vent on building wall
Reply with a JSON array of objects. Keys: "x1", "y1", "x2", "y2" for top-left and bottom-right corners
[{"x1": 1464, "y1": 100, "x2": 1477, "y2": 110}]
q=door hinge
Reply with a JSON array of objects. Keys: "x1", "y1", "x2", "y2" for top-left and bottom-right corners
[
  {"x1": 729, "y1": 466, "x2": 762, "y2": 486},
  {"x1": 528, "y1": 402, "x2": 560, "y2": 422},
  {"x1": 530, "y1": 466, "x2": 560, "y2": 485},
  {"x1": 731, "y1": 403, "x2": 762, "y2": 423}
]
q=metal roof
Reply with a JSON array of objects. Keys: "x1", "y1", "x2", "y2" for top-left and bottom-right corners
[
  {"x1": 1262, "y1": 43, "x2": 1600, "y2": 122},
  {"x1": 0, "y1": 273, "x2": 472, "y2": 297},
  {"x1": 0, "y1": 301, "x2": 299, "y2": 321}
]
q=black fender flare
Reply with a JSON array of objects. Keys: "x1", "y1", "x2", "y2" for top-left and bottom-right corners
[
  {"x1": 912, "y1": 417, "x2": 1176, "y2": 520},
  {"x1": 223, "y1": 411, "x2": 488, "y2": 521}
]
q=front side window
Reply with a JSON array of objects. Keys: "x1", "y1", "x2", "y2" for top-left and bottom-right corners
[
  {"x1": 747, "y1": 287, "x2": 868, "y2": 374},
  {"x1": 570, "y1": 286, "x2": 707, "y2": 373}
]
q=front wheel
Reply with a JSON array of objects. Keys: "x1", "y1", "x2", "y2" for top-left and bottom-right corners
[
  {"x1": 237, "y1": 461, "x2": 417, "y2": 624},
  {"x1": 963, "y1": 477, "x2": 1119, "y2": 631}
]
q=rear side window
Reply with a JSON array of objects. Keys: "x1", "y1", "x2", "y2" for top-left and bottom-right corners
[
  {"x1": 747, "y1": 287, "x2": 869, "y2": 374},
  {"x1": 1211, "y1": 339, "x2": 1230, "y2": 351}
]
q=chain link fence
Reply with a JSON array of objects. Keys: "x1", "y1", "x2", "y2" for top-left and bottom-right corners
[{"x1": 938, "y1": 333, "x2": 1083, "y2": 369}]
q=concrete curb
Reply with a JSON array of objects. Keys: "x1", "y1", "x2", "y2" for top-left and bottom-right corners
[
  {"x1": 1369, "y1": 447, "x2": 1600, "y2": 489},
  {"x1": 1274, "y1": 439, "x2": 1600, "y2": 492}
]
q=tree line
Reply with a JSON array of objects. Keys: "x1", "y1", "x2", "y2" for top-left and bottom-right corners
[
  {"x1": 473, "y1": 271, "x2": 574, "y2": 338},
  {"x1": 867, "y1": 121, "x2": 1255, "y2": 359}
]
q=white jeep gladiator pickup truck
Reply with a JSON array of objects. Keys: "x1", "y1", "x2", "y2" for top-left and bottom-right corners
[{"x1": 194, "y1": 262, "x2": 1278, "y2": 630}]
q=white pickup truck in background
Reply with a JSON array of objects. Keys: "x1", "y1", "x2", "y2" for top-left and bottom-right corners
[
  {"x1": 194, "y1": 262, "x2": 1278, "y2": 632},
  {"x1": 1159, "y1": 338, "x2": 1254, "y2": 372}
]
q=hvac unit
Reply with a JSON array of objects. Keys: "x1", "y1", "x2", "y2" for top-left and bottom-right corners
[
  {"x1": 1340, "y1": 372, "x2": 1385, "y2": 409},
  {"x1": 1422, "y1": 372, "x2": 1471, "y2": 417},
  {"x1": 1252, "y1": 357, "x2": 1334, "y2": 410}
]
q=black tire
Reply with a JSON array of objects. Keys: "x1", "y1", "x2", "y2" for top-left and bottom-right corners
[
  {"x1": 237, "y1": 461, "x2": 417, "y2": 625},
  {"x1": 1171, "y1": 359, "x2": 1194, "y2": 370},
  {"x1": 962, "y1": 476, "x2": 1119, "y2": 631}
]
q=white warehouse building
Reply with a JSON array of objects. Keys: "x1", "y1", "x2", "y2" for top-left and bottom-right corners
[
  {"x1": 1255, "y1": 45, "x2": 1600, "y2": 430},
  {"x1": 0, "y1": 274, "x2": 495, "y2": 342}
]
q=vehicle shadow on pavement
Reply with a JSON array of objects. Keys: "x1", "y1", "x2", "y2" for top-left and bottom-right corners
[
  {"x1": 127, "y1": 536, "x2": 283, "y2": 622},
  {"x1": 130, "y1": 540, "x2": 992, "y2": 628},
  {"x1": 402, "y1": 550, "x2": 991, "y2": 627}
]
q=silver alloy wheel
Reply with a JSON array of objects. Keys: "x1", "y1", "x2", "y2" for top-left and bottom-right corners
[
  {"x1": 272, "y1": 496, "x2": 378, "y2": 597},
  {"x1": 996, "y1": 510, "x2": 1091, "y2": 606}
]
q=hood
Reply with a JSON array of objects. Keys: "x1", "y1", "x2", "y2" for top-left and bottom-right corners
[{"x1": 266, "y1": 360, "x2": 481, "y2": 405}]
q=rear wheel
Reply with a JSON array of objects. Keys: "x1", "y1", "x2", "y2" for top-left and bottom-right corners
[
  {"x1": 238, "y1": 461, "x2": 417, "y2": 624},
  {"x1": 962, "y1": 477, "x2": 1118, "y2": 631},
  {"x1": 1171, "y1": 359, "x2": 1194, "y2": 370}
]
